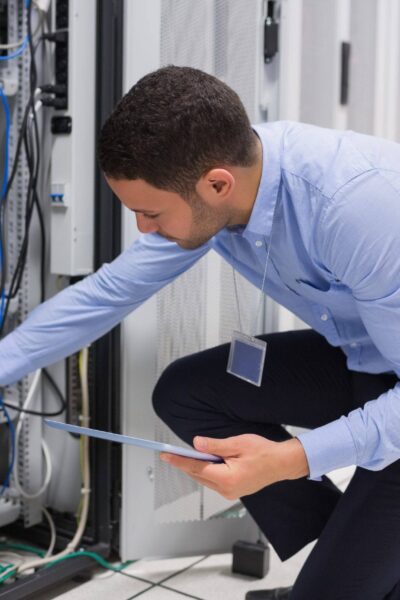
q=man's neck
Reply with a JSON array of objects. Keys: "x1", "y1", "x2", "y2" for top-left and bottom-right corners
[{"x1": 229, "y1": 133, "x2": 263, "y2": 226}]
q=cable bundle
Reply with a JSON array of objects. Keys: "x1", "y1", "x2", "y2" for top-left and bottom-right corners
[
  {"x1": 0, "y1": 0, "x2": 46, "y2": 336},
  {"x1": 0, "y1": 4, "x2": 96, "y2": 585}
]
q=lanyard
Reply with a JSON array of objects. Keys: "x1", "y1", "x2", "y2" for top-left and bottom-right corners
[{"x1": 227, "y1": 199, "x2": 279, "y2": 386}]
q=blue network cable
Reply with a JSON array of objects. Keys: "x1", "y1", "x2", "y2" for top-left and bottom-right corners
[
  {"x1": 0, "y1": 0, "x2": 31, "y2": 62},
  {"x1": 0, "y1": 3, "x2": 29, "y2": 496},
  {"x1": 0, "y1": 36, "x2": 29, "y2": 62},
  {"x1": 0, "y1": 394, "x2": 16, "y2": 497},
  {"x1": 0, "y1": 86, "x2": 10, "y2": 326}
]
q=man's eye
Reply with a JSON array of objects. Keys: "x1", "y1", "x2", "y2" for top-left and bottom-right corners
[{"x1": 143, "y1": 214, "x2": 159, "y2": 220}]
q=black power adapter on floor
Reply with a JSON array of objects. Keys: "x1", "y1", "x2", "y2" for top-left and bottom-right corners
[{"x1": 232, "y1": 540, "x2": 270, "y2": 578}]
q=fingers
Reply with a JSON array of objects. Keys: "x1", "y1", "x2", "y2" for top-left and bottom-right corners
[
  {"x1": 160, "y1": 452, "x2": 227, "y2": 478},
  {"x1": 189, "y1": 474, "x2": 220, "y2": 493},
  {"x1": 193, "y1": 435, "x2": 242, "y2": 457},
  {"x1": 160, "y1": 454, "x2": 238, "y2": 499}
]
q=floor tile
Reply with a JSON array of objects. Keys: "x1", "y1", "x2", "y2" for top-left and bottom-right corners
[
  {"x1": 123, "y1": 555, "x2": 205, "y2": 584},
  {"x1": 164, "y1": 543, "x2": 315, "y2": 600},
  {"x1": 38, "y1": 572, "x2": 151, "y2": 599},
  {"x1": 128, "y1": 585, "x2": 203, "y2": 600}
]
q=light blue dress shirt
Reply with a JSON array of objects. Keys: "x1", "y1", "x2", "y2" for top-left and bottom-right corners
[{"x1": 1, "y1": 121, "x2": 400, "y2": 479}]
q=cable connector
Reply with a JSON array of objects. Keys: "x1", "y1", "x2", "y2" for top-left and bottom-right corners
[
  {"x1": 40, "y1": 95, "x2": 67, "y2": 109},
  {"x1": 40, "y1": 84, "x2": 67, "y2": 96},
  {"x1": 42, "y1": 31, "x2": 68, "y2": 44},
  {"x1": 0, "y1": 77, "x2": 18, "y2": 96}
]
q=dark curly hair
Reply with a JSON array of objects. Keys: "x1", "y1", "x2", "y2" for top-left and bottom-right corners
[{"x1": 98, "y1": 66, "x2": 257, "y2": 198}]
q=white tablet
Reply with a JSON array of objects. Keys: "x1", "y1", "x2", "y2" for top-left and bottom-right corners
[{"x1": 44, "y1": 419, "x2": 223, "y2": 463}]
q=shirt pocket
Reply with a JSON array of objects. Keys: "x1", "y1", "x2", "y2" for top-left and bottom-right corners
[
  {"x1": 296, "y1": 278, "x2": 350, "y2": 302},
  {"x1": 295, "y1": 279, "x2": 344, "y2": 344}
]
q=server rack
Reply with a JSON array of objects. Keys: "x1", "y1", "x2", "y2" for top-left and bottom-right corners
[{"x1": 0, "y1": 1, "x2": 124, "y2": 597}]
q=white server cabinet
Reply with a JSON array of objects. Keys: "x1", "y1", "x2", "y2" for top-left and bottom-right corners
[
  {"x1": 281, "y1": 0, "x2": 400, "y2": 139},
  {"x1": 120, "y1": 0, "x2": 277, "y2": 559},
  {"x1": 119, "y1": 0, "x2": 400, "y2": 559}
]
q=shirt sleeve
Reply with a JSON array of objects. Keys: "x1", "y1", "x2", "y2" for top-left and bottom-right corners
[
  {"x1": 297, "y1": 168, "x2": 400, "y2": 478},
  {"x1": 0, "y1": 233, "x2": 210, "y2": 386}
]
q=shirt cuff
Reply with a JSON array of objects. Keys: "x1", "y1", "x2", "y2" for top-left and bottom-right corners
[{"x1": 297, "y1": 416, "x2": 358, "y2": 479}]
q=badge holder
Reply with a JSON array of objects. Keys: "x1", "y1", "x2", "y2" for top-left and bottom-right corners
[{"x1": 227, "y1": 331, "x2": 267, "y2": 387}]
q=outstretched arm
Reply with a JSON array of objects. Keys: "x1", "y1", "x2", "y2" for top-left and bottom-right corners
[{"x1": 0, "y1": 233, "x2": 210, "y2": 386}]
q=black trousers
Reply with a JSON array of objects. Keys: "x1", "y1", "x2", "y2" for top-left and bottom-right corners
[{"x1": 152, "y1": 330, "x2": 400, "y2": 600}]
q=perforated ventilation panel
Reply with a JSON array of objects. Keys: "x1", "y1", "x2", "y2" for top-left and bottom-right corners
[
  {"x1": 154, "y1": 0, "x2": 264, "y2": 518},
  {"x1": 299, "y1": 0, "x2": 337, "y2": 127},
  {"x1": 347, "y1": 0, "x2": 377, "y2": 134}
]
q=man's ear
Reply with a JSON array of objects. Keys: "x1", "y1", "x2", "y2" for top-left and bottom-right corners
[{"x1": 197, "y1": 168, "x2": 235, "y2": 204}]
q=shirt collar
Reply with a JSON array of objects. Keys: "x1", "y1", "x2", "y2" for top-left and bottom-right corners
[{"x1": 242, "y1": 123, "x2": 283, "y2": 242}]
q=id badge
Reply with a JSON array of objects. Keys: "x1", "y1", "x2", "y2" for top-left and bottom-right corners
[{"x1": 227, "y1": 331, "x2": 267, "y2": 387}]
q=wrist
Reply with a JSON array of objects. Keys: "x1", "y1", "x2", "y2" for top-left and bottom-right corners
[{"x1": 281, "y1": 438, "x2": 310, "y2": 480}]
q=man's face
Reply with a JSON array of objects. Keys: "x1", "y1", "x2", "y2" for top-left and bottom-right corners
[{"x1": 106, "y1": 177, "x2": 233, "y2": 250}]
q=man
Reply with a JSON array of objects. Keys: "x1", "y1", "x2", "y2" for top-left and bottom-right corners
[{"x1": 1, "y1": 66, "x2": 400, "y2": 599}]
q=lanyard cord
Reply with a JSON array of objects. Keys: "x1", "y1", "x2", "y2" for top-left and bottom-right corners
[{"x1": 231, "y1": 200, "x2": 279, "y2": 336}]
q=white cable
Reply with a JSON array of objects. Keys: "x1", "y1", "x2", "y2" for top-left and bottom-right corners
[
  {"x1": 12, "y1": 370, "x2": 53, "y2": 500},
  {"x1": 0, "y1": 6, "x2": 45, "y2": 50},
  {"x1": 42, "y1": 506, "x2": 56, "y2": 557},
  {"x1": 0, "y1": 298, "x2": 40, "y2": 582},
  {"x1": 0, "y1": 564, "x2": 16, "y2": 581},
  {"x1": 13, "y1": 437, "x2": 52, "y2": 500},
  {"x1": 0, "y1": 552, "x2": 25, "y2": 566},
  {"x1": 26, "y1": 100, "x2": 44, "y2": 170},
  {"x1": 19, "y1": 370, "x2": 42, "y2": 425},
  {"x1": 0, "y1": 507, "x2": 55, "y2": 580},
  {"x1": 34, "y1": 99, "x2": 43, "y2": 113},
  {"x1": 0, "y1": 39, "x2": 27, "y2": 51},
  {"x1": 17, "y1": 348, "x2": 92, "y2": 574}
]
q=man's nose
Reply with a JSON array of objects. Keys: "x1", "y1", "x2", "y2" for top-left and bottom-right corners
[{"x1": 136, "y1": 214, "x2": 158, "y2": 234}]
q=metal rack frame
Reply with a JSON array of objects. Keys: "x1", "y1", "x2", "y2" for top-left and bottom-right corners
[{"x1": 0, "y1": 1, "x2": 123, "y2": 596}]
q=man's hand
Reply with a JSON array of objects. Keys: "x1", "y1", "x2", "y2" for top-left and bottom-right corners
[{"x1": 160, "y1": 434, "x2": 310, "y2": 500}]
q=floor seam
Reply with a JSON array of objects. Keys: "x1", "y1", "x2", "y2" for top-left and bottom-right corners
[
  {"x1": 156, "y1": 555, "x2": 210, "y2": 586},
  {"x1": 123, "y1": 556, "x2": 210, "y2": 600},
  {"x1": 159, "y1": 582, "x2": 206, "y2": 599}
]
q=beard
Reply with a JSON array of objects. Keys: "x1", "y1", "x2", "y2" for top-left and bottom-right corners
[{"x1": 175, "y1": 192, "x2": 231, "y2": 250}]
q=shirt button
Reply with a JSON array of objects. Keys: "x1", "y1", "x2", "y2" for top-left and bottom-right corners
[
  {"x1": 320, "y1": 313, "x2": 328, "y2": 321},
  {"x1": 255, "y1": 240, "x2": 263, "y2": 247},
  {"x1": 350, "y1": 342, "x2": 358, "y2": 348}
]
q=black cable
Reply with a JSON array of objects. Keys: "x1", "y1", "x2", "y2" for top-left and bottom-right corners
[
  {"x1": 0, "y1": 8, "x2": 69, "y2": 420},
  {"x1": 0, "y1": 403, "x2": 65, "y2": 417},
  {"x1": 0, "y1": 34, "x2": 43, "y2": 213},
  {"x1": 0, "y1": 25, "x2": 61, "y2": 308},
  {"x1": 42, "y1": 368, "x2": 66, "y2": 408},
  {"x1": 0, "y1": 369, "x2": 67, "y2": 417},
  {"x1": 6, "y1": 123, "x2": 38, "y2": 298},
  {"x1": 16, "y1": 0, "x2": 44, "y2": 301},
  {"x1": 0, "y1": 8, "x2": 45, "y2": 334},
  {"x1": 13, "y1": 104, "x2": 45, "y2": 301},
  {"x1": 0, "y1": 101, "x2": 31, "y2": 299},
  {"x1": 30, "y1": 117, "x2": 46, "y2": 302},
  {"x1": 0, "y1": 123, "x2": 37, "y2": 312}
]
